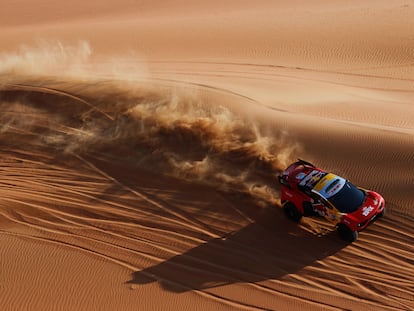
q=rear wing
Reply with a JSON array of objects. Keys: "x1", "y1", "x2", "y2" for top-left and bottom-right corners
[
  {"x1": 281, "y1": 159, "x2": 315, "y2": 176},
  {"x1": 297, "y1": 159, "x2": 315, "y2": 168},
  {"x1": 278, "y1": 159, "x2": 316, "y2": 187}
]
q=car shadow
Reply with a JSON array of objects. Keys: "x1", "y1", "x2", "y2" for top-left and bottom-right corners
[
  {"x1": 125, "y1": 195, "x2": 347, "y2": 293},
  {"x1": 82, "y1": 155, "x2": 348, "y2": 293}
]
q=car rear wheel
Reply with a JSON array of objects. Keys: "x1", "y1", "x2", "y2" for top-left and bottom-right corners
[
  {"x1": 283, "y1": 202, "x2": 302, "y2": 222},
  {"x1": 337, "y1": 223, "x2": 358, "y2": 242}
]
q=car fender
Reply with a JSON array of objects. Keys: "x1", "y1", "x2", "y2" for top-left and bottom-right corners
[{"x1": 341, "y1": 214, "x2": 358, "y2": 231}]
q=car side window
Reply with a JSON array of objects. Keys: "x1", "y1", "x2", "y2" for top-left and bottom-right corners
[
  {"x1": 319, "y1": 197, "x2": 332, "y2": 209},
  {"x1": 311, "y1": 192, "x2": 332, "y2": 209},
  {"x1": 278, "y1": 176, "x2": 291, "y2": 188},
  {"x1": 298, "y1": 184, "x2": 312, "y2": 196}
]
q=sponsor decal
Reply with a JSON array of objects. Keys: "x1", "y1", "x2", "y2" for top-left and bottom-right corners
[
  {"x1": 327, "y1": 210, "x2": 341, "y2": 221},
  {"x1": 313, "y1": 203, "x2": 326, "y2": 217},
  {"x1": 362, "y1": 206, "x2": 374, "y2": 217},
  {"x1": 313, "y1": 173, "x2": 336, "y2": 191},
  {"x1": 299, "y1": 170, "x2": 326, "y2": 188}
]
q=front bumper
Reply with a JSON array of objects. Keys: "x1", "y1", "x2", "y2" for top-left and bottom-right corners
[{"x1": 357, "y1": 201, "x2": 385, "y2": 231}]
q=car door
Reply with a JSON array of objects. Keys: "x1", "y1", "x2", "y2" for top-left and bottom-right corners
[{"x1": 311, "y1": 191, "x2": 343, "y2": 224}]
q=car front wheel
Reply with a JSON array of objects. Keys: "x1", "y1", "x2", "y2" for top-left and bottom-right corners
[
  {"x1": 378, "y1": 206, "x2": 386, "y2": 218},
  {"x1": 337, "y1": 223, "x2": 358, "y2": 242},
  {"x1": 283, "y1": 202, "x2": 302, "y2": 222}
]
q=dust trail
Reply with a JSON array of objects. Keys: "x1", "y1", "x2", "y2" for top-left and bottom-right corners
[
  {"x1": 0, "y1": 42, "x2": 299, "y2": 204},
  {"x1": 0, "y1": 40, "x2": 147, "y2": 81},
  {"x1": 113, "y1": 92, "x2": 299, "y2": 203},
  {"x1": 0, "y1": 40, "x2": 92, "y2": 78}
]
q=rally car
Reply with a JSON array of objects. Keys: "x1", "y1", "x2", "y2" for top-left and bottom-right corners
[{"x1": 278, "y1": 159, "x2": 385, "y2": 242}]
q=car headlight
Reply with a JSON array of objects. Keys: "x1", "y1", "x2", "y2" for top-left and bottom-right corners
[{"x1": 358, "y1": 220, "x2": 367, "y2": 227}]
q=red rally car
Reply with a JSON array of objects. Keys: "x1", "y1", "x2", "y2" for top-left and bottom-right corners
[{"x1": 278, "y1": 159, "x2": 385, "y2": 242}]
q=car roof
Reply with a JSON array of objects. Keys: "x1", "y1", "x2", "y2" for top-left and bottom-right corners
[
  {"x1": 292, "y1": 167, "x2": 346, "y2": 199},
  {"x1": 312, "y1": 173, "x2": 347, "y2": 199}
]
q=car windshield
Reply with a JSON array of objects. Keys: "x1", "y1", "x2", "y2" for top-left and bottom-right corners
[{"x1": 327, "y1": 181, "x2": 365, "y2": 213}]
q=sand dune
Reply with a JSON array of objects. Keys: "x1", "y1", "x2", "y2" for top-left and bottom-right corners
[{"x1": 1, "y1": 1, "x2": 413, "y2": 310}]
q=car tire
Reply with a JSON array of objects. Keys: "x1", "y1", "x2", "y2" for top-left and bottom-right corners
[
  {"x1": 337, "y1": 223, "x2": 358, "y2": 242},
  {"x1": 283, "y1": 202, "x2": 302, "y2": 222},
  {"x1": 378, "y1": 206, "x2": 386, "y2": 218}
]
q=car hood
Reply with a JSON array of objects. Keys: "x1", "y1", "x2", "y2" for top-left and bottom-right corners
[{"x1": 348, "y1": 191, "x2": 383, "y2": 221}]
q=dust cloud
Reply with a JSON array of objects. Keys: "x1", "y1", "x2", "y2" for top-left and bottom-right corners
[{"x1": 0, "y1": 42, "x2": 300, "y2": 203}]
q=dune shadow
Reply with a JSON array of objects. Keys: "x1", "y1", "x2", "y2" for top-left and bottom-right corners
[{"x1": 126, "y1": 197, "x2": 347, "y2": 293}]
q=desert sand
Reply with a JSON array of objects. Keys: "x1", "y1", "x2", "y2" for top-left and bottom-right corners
[{"x1": 0, "y1": 1, "x2": 413, "y2": 310}]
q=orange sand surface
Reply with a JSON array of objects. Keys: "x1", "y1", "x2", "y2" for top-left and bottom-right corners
[{"x1": 1, "y1": 1, "x2": 413, "y2": 310}]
